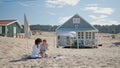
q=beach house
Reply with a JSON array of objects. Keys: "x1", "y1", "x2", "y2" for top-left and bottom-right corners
[
  {"x1": 0, "y1": 20, "x2": 23, "y2": 37},
  {"x1": 56, "y1": 14, "x2": 98, "y2": 48}
]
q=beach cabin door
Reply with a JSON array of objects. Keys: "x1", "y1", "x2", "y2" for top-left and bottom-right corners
[
  {"x1": 0, "y1": 26, "x2": 2, "y2": 34},
  {"x1": 13, "y1": 27, "x2": 16, "y2": 38}
]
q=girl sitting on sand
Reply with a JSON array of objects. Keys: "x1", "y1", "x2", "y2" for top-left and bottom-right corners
[
  {"x1": 40, "y1": 39, "x2": 49, "y2": 58},
  {"x1": 31, "y1": 38, "x2": 42, "y2": 59}
]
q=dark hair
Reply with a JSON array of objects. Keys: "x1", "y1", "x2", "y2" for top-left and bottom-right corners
[
  {"x1": 35, "y1": 38, "x2": 42, "y2": 46},
  {"x1": 43, "y1": 39, "x2": 46, "y2": 42}
]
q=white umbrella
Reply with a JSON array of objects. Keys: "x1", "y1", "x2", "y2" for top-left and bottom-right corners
[{"x1": 68, "y1": 31, "x2": 76, "y2": 37}]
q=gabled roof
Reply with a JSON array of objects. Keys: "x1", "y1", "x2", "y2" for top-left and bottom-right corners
[
  {"x1": 0, "y1": 20, "x2": 23, "y2": 29},
  {"x1": 56, "y1": 14, "x2": 98, "y2": 32},
  {"x1": 0, "y1": 20, "x2": 16, "y2": 25}
]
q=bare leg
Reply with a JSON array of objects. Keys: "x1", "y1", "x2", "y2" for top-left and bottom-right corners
[{"x1": 45, "y1": 54, "x2": 48, "y2": 59}]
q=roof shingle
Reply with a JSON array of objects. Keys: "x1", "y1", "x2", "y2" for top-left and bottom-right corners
[{"x1": 0, "y1": 20, "x2": 16, "y2": 25}]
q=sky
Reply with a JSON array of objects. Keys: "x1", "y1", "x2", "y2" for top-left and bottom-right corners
[{"x1": 0, "y1": 0, "x2": 120, "y2": 25}]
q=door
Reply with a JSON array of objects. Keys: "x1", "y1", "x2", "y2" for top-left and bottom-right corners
[
  {"x1": 79, "y1": 40, "x2": 84, "y2": 46},
  {"x1": 14, "y1": 27, "x2": 16, "y2": 34},
  {"x1": 13, "y1": 27, "x2": 16, "y2": 38},
  {"x1": 0, "y1": 26, "x2": 2, "y2": 34}
]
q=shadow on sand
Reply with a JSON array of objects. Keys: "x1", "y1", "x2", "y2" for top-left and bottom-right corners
[
  {"x1": 63, "y1": 46, "x2": 98, "y2": 49},
  {"x1": 9, "y1": 56, "x2": 30, "y2": 62},
  {"x1": 113, "y1": 42, "x2": 120, "y2": 47},
  {"x1": 9, "y1": 56, "x2": 41, "y2": 62}
]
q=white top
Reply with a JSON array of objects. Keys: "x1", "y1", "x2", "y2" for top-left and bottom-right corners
[
  {"x1": 40, "y1": 43, "x2": 48, "y2": 52},
  {"x1": 31, "y1": 44, "x2": 41, "y2": 58}
]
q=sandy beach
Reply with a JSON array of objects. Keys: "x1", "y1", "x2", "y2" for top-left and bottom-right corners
[{"x1": 0, "y1": 32, "x2": 120, "y2": 68}]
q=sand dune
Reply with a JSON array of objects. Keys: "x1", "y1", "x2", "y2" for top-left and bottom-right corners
[{"x1": 0, "y1": 32, "x2": 120, "y2": 68}]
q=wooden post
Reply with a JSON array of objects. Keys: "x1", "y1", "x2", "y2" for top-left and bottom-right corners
[
  {"x1": 56, "y1": 32, "x2": 58, "y2": 48},
  {"x1": 54, "y1": 35, "x2": 57, "y2": 48},
  {"x1": 77, "y1": 32, "x2": 79, "y2": 49},
  {"x1": 84, "y1": 32, "x2": 86, "y2": 46},
  {"x1": 91, "y1": 32, "x2": 93, "y2": 45},
  {"x1": 96, "y1": 32, "x2": 98, "y2": 47}
]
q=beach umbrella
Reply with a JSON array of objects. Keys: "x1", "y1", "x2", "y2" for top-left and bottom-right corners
[
  {"x1": 24, "y1": 14, "x2": 31, "y2": 38},
  {"x1": 24, "y1": 14, "x2": 31, "y2": 54},
  {"x1": 68, "y1": 31, "x2": 76, "y2": 37},
  {"x1": 57, "y1": 31, "x2": 76, "y2": 37}
]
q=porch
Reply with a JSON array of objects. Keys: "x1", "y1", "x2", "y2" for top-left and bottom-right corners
[{"x1": 57, "y1": 31, "x2": 98, "y2": 48}]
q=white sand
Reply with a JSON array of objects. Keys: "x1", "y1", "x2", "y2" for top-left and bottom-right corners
[{"x1": 0, "y1": 32, "x2": 120, "y2": 68}]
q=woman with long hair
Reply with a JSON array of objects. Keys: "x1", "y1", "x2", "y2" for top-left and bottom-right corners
[{"x1": 31, "y1": 38, "x2": 42, "y2": 59}]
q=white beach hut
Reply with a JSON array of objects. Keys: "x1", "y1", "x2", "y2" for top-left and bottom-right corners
[{"x1": 56, "y1": 14, "x2": 99, "y2": 48}]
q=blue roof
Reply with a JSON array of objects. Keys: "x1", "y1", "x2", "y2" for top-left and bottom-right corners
[{"x1": 56, "y1": 14, "x2": 98, "y2": 32}]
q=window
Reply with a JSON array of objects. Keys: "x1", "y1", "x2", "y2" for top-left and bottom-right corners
[
  {"x1": 81, "y1": 32, "x2": 84, "y2": 39},
  {"x1": 89, "y1": 32, "x2": 91, "y2": 39},
  {"x1": 0, "y1": 26, "x2": 2, "y2": 34},
  {"x1": 86, "y1": 32, "x2": 88, "y2": 39},
  {"x1": 78, "y1": 32, "x2": 80, "y2": 39},
  {"x1": 58, "y1": 36, "x2": 60, "y2": 39},
  {"x1": 77, "y1": 32, "x2": 84, "y2": 39},
  {"x1": 73, "y1": 18, "x2": 80, "y2": 24},
  {"x1": 66, "y1": 36, "x2": 69, "y2": 39}
]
